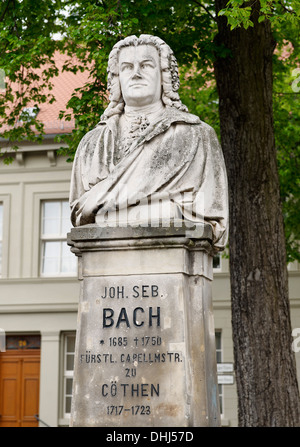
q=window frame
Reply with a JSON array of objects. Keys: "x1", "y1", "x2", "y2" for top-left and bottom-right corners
[
  {"x1": 40, "y1": 199, "x2": 77, "y2": 277},
  {"x1": 215, "y1": 330, "x2": 224, "y2": 416},
  {"x1": 0, "y1": 202, "x2": 3, "y2": 277},
  {"x1": 60, "y1": 332, "x2": 76, "y2": 423},
  {"x1": 0, "y1": 195, "x2": 10, "y2": 278},
  {"x1": 213, "y1": 253, "x2": 222, "y2": 272}
]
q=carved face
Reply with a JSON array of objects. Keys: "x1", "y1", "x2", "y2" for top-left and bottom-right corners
[{"x1": 118, "y1": 44, "x2": 162, "y2": 107}]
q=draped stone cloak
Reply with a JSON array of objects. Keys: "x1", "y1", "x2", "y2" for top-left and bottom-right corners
[{"x1": 69, "y1": 106, "x2": 228, "y2": 251}]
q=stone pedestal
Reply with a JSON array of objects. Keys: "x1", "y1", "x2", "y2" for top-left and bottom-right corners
[{"x1": 68, "y1": 223, "x2": 220, "y2": 427}]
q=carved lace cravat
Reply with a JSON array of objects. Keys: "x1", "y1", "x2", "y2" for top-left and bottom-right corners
[
  {"x1": 115, "y1": 102, "x2": 165, "y2": 164},
  {"x1": 123, "y1": 114, "x2": 150, "y2": 154}
]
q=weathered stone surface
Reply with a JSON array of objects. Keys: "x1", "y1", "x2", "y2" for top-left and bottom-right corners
[
  {"x1": 69, "y1": 35, "x2": 228, "y2": 252},
  {"x1": 68, "y1": 225, "x2": 220, "y2": 427},
  {"x1": 68, "y1": 34, "x2": 228, "y2": 428}
]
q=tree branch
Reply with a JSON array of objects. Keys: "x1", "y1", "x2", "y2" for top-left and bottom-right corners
[
  {"x1": 279, "y1": 1, "x2": 297, "y2": 16},
  {"x1": 192, "y1": 0, "x2": 217, "y2": 22},
  {"x1": 0, "y1": 0, "x2": 13, "y2": 22}
]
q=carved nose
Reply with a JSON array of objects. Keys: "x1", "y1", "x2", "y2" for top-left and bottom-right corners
[{"x1": 132, "y1": 66, "x2": 142, "y2": 78}]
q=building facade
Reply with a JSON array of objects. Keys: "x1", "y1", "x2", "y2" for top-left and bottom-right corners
[
  {"x1": 0, "y1": 139, "x2": 79, "y2": 427},
  {"x1": 0, "y1": 140, "x2": 299, "y2": 427}
]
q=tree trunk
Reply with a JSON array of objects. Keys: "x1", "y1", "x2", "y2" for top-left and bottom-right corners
[{"x1": 214, "y1": 1, "x2": 300, "y2": 426}]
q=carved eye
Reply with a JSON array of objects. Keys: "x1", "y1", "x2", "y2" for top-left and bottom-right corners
[{"x1": 121, "y1": 64, "x2": 133, "y2": 72}]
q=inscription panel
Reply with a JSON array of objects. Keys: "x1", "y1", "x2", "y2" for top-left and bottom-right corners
[{"x1": 71, "y1": 274, "x2": 191, "y2": 427}]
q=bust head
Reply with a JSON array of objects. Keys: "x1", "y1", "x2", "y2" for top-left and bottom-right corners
[
  {"x1": 101, "y1": 34, "x2": 188, "y2": 120},
  {"x1": 118, "y1": 44, "x2": 162, "y2": 108}
]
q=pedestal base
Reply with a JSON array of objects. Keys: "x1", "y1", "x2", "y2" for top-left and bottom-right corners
[{"x1": 68, "y1": 224, "x2": 220, "y2": 427}]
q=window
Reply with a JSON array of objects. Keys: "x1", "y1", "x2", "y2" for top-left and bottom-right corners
[
  {"x1": 40, "y1": 200, "x2": 77, "y2": 276},
  {"x1": 19, "y1": 106, "x2": 39, "y2": 122},
  {"x1": 215, "y1": 331, "x2": 224, "y2": 415},
  {"x1": 0, "y1": 203, "x2": 3, "y2": 277},
  {"x1": 62, "y1": 333, "x2": 76, "y2": 419},
  {"x1": 213, "y1": 253, "x2": 221, "y2": 270}
]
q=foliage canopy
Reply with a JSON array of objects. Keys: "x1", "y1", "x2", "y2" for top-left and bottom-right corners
[{"x1": 0, "y1": 0, "x2": 299, "y2": 261}]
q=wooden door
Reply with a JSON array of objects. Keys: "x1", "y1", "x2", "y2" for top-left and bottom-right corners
[{"x1": 0, "y1": 350, "x2": 40, "y2": 427}]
